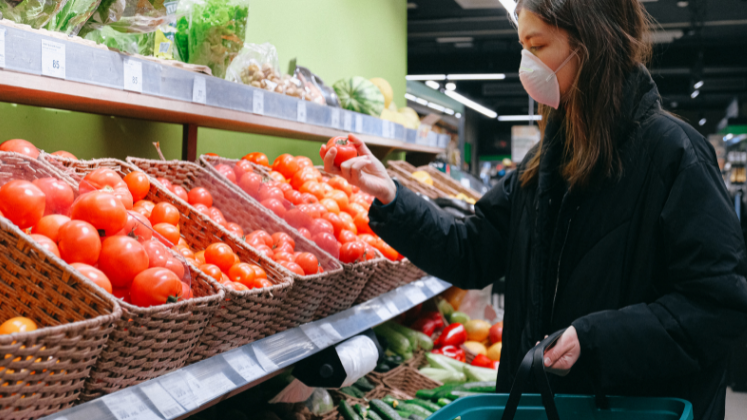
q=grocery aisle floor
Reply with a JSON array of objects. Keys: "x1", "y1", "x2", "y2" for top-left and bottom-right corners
[{"x1": 726, "y1": 388, "x2": 747, "y2": 419}]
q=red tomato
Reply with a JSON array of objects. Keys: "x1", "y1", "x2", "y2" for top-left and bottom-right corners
[
  {"x1": 233, "y1": 160, "x2": 254, "y2": 182},
  {"x1": 172, "y1": 185, "x2": 189, "y2": 202},
  {"x1": 79, "y1": 168, "x2": 133, "y2": 210},
  {"x1": 0, "y1": 139, "x2": 39, "y2": 158},
  {"x1": 298, "y1": 228, "x2": 312, "y2": 240},
  {"x1": 297, "y1": 204, "x2": 321, "y2": 219},
  {"x1": 99, "y1": 236, "x2": 149, "y2": 288},
  {"x1": 247, "y1": 230, "x2": 273, "y2": 247},
  {"x1": 153, "y1": 223, "x2": 180, "y2": 246},
  {"x1": 200, "y1": 264, "x2": 223, "y2": 282},
  {"x1": 294, "y1": 252, "x2": 319, "y2": 275},
  {"x1": 338, "y1": 229, "x2": 358, "y2": 244},
  {"x1": 319, "y1": 198, "x2": 340, "y2": 215},
  {"x1": 272, "y1": 232, "x2": 295, "y2": 248},
  {"x1": 207, "y1": 207, "x2": 228, "y2": 227},
  {"x1": 32, "y1": 214, "x2": 71, "y2": 242},
  {"x1": 254, "y1": 244, "x2": 274, "y2": 259},
  {"x1": 238, "y1": 172, "x2": 262, "y2": 198},
  {"x1": 123, "y1": 172, "x2": 150, "y2": 202},
  {"x1": 284, "y1": 189, "x2": 303, "y2": 205},
  {"x1": 273, "y1": 242, "x2": 294, "y2": 254},
  {"x1": 204, "y1": 243, "x2": 235, "y2": 272},
  {"x1": 224, "y1": 282, "x2": 250, "y2": 292},
  {"x1": 320, "y1": 183, "x2": 334, "y2": 198},
  {"x1": 51, "y1": 150, "x2": 78, "y2": 160},
  {"x1": 71, "y1": 263, "x2": 112, "y2": 293},
  {"x1": 112, "y1": 287, "x2": 130, "y2": 302},
  {"x1": 175, "y1": 245, "x2": 195, "y2": 260},
  {"x1": 295, "y1": 156, "x2": 314, "y2": 171},
  {"x1": 300, "y1": 193, "x2": 319, "y2": 205},
  {"x1": 253, "y1": 265, "x2": 268, "y2": 279},
  {"x1": 325, "y1": 190, "x2": 350, "y2": 213},
  {"x1": 322, "y1": 136, "x2": 357, "y2": 166},
  {"x1": 322, "y1": 212, "x2": 345, "y2": 237},
  {"x1": 291, "y1": 167, "x2": 322, "y2": 190},
  {"x1": 276, "y1": 182, "x2": 293, "y2": 193},
  {"x1": 363, "y1": 244, "x2": 378, "y2": 260},
  {"x1": 340, "y1": 241, "x2": 367, "y2": 264},
  {"x1": 58, "y1": 220, "x2": 101, "y2": 265},
  {"x1": 130, "y1": 268, "x2": 183, "y2": 307},
  {"x1": 354, "y1": 213, "x2": 374, "y2": 235},
  {"x1": 309, "y1": 218, "x2": 334, "y2": 237},
  {"x1": 134, "y1": 200, "x2": 155, "y2": 217},
  {"x1": 32, "y1": 177, "x2": 75, "y2": 216},
  {"x1": 195, "y1": 250, "x2": 206, "y2": 264},
  {"x1": 311, "y1": 203, "x2": 329, "y2": 218},
  {"x1": 268, "y1": 171, "x2": 287, "y2": 184},
  {"x1": 243, "y1": 152, "x2": 270, "y2": 168},
  {"x1": 193, "y1": 203, "x2": 210, "y2": 215},
  {"x1": 0, "y1": 180, "x2": 46, "y2": 229},
  {"x1": 272, "y1": 154, "x2": 300, "y2": 179},
  {"x1": 115, "y1": 211, "x2": 153, "y2": 241},
  {"x1": 215, "y1": 164, "x2": 236, "y2": 184},
  {"x1": 273, "y1": 251, "x2": 294, "y2": 262},
  {"x1": 279, "y1": 261, "x2": 305, "y2": 276},
  {"x1": 261, "y1": 198, "x2": 286, "y2": 218},
  {"x1": 164, "y1": 258, "x2": 185, "y2": 279},
  {"x1": 150, "y1": 202, "x2": 180, "y2": 226},
  {"x1": 327, "y1": 176, "x2": 353, "y2": 197},
  {"x1": 70, "y1": 191, "x2": 127, "y2": 236},
  {"x1": 258, "y1": 185, "x2": 284, "y2": 202},
  {"x1": 156, "y1": 178, "x2": 173, "y2": 191},
  {"x1": 226, "y1": 223, "x2": 244, "y2": 237},
  {"x1": 312, "y1": 232, "x2": 339, "y2": 259},
  {"x1": 188, "y1": 187, "x2": 213, "y2": 207},
  {"x1": 181, "y1": 282, "x2": 193, "y2": 299},
  {"x1": 228, "y1": 263, "x2": 256, "y2": 287},
  {"x1": 30, "y1": 233, "x2": 60, "y2": 258},
  {"x1": 300, "y1": 181, "x2": 325, "y2": 201}
]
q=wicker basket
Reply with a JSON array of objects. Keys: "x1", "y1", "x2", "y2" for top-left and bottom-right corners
[
  {"x1": 356, "y1": 258, "x2": 425, "y2": 304},
  {"x1": 201, "y1": 155, "x2": 383, "y2": 325},
  {"x1": 386, "y1": 167, "x2": 442, "y2": 200},
  {"x1": 382, "y1": 366, "x2": 443, "y2": 398},
  {"x1": 127, "y1": 158, "x2": 345, "y2": 340},
  {"x1": 417, "y1": 165, "x2": 482, "y2": 202},
  {"x1": 35, "y1": 156, "x2": 293, "y2": 389}
]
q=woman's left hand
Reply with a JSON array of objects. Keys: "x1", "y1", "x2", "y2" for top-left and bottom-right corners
[{"x1": 543, "y1": 326, "x2": 581, "y2": 376}]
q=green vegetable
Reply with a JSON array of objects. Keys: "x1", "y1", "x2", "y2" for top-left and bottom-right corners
[
  {"x1": 374, "y1": 324, "x2": 411, "y2": 356},
  {"x1": 45, "y1": 0, "x2": 100, "y2": 35},
  {"x1": 384, "y1": 354, "x2": 404, "y2": 365},
  {"x1": 406, "y1": 399, "x2": 440, "y2": 412},
  {"x1": 447, "y1": 391, "x2": 481, "y2": 400},
  {"x1": 355, "y1": 377, "x2": 376, "y2": 392},
  {"x1": 386, "y1": 322, "x2": 419, "y2": 350},
  {"x1": 437, "y1": 299, "x2": 454, "y2": 318},
  {"x1": 415, "y1": 389, "x2": 437, "y2": 400},
  {"x1": 449, "y1": 311, "x2": 470, "y2": 325},
  {"x1": 396, "y1": 403, "x2": 433, "y2": 417},
  {"x1": 463, "y1": 364, "x2": 498, "y2": 382},
  {"x1": 460, "y1": 381, "x2": 497, "y2": 393},
  {"x1": 437, "y1": 398, "x2": 453, "y2": 407},
  {"x1": 341, "y1": 386, "x2": 365, "y2": 398},
  {"x1": 383, "y1": 395, "x2": 399, "y2": 408},
  {"x1": 333, "y1": 77, "x2": 385, "y2": 117},
  {"x1": 367, "y1": 410, "x2": 384, "y2": 420},
  {"x1": 425, "y1": 353, "x2": 461, "y2": 372},
  {"x1": 354, "y1": 403, "x2": 369, "y2": 418},
  {"x1": 396, "y1": 409, "x2": 417, "y2": 418},
  {"x1": 408, "y1": 415, "x2": 425, "y2": 420},
  {"x1": 371, "y1": 400, "x2": 403, "y2": 420},
  {"x1": 419, "y1": 367, "x2": 466, "y2": 384},
  {"x1": 375, "y1": 361, "x2": 392, "y2": 373},
  {"x1": 415, "y1": 331, "x2": 434, "y2": 351},
  {"x1": 0, "y1": 0, "x2": 65, "y2": 29},
  {"x1": 340, "y1": 400, "x2": 362, "y2": 420},
  {"x1": 433, "y1": 384, "x2": 465, "y2": 399}
]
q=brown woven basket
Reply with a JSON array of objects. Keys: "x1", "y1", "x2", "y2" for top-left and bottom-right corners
[
  {"x1": 0, "y1": 153, "x2": 122, "y2": 418},
  {"x1": 386, "y1": 167, "x2": 442, "y2": 200},
  {"x1": 356, "y1": 258, "x2": 425, "y2": 304},
  {"x1": 388, "y1": 160, "x2": 419, "y2": 173},
  {"x1": 35, "y1": 156, "x2": 294, "y2": 387},
  {"x1": 404, "y1": 350, "x2": 428, "y2": 369},
  {"x1": 365, "y1": 385, "x2": 415, "y2": 401},
  {"x1": 382, "y1": 366, "x2": 443, "y2": 397},
  {"x1": 417, "y1": 165, "x2": 483, "y2": 201},
  {"x1": 201, "y1": 155, "x2": 383, "y2": 326},
  {"x1": 126, "y1": 158, "x2": 344, "y2": 340}
]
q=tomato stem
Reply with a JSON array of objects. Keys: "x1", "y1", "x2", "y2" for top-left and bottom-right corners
[{"x1": 167, "y1": 295, "x2": 179, "y2": 303}]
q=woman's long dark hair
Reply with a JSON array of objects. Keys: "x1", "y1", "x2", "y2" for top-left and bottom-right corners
[{"x1": 517, "y1": 0, "x2": 653, "y2": 189}]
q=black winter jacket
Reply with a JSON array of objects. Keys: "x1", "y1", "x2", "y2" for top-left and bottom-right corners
[{"x1": 369, "y1": 66, "x2": 747, "y2": 420}]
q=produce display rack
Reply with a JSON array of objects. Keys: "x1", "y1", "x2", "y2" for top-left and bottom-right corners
[
  {"x1": 0, "y1": 23, "x2": 449, "y2": 161},
  {"x1": 39, "y1": 276, "x2": 451, "y2": 420}
]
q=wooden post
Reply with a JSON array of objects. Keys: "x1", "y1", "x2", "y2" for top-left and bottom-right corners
[{"x1": 182, "y1": 123, "x2": 198, "y2": 161}]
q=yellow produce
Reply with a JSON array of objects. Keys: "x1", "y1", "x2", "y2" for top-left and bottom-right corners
[
  {"x1": 411, "y1": 171, "x2": 433, "y2": 186},
  {"x1": 388, "y1": 101, "x2": 398, "y2": 113},
  {"x1": 487, "y1": 342, "x2": 502, "y2": 361},
  {"x1": 393, "y1": 112, "x2": 409, "y2": 127},
  {"x1": 399, "y1": 107, "x2": 421, "y2": 129},
  {"x1": 463, "y1": 341, "x2": 487, "y2": 355},
  {"x1": 370, "y1": 77, "x2": 394, "y2": 108},
  {"x1": 380, "y1": 108, "x2": 398, "y2": 122},
  {"x1": 465, "y1": 319, "x2": 491, "y2": 342}
]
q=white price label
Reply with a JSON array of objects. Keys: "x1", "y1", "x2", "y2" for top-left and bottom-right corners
[
  {"x1": 192, "y1": 76, "x2": 206, "y2": 104},
  {"x1": 297, "y1": 101, "x2": 307, "y2": 123},
  {"x1": 301, "y1": 322, "x2": 342, "y2": 349},
  {"x1": 223, "y1": 350, "x2": 263, "y2": 382},
  {"x1": 0, "y1": 29, "x2": 6, "y2": 68},
  {"x1": 41, "y1": 39, "x2": 65, "y2": 79},
  {"x1": 123, "y1": 59, "x2": 143, "y2": 93},
  {"x1": 406, "y1": 285, "x2": 428, "y2": 305},
  {"x1": 141, "y1": 382, "x2": 186, "y2": 419},
  {"x1": 159, "y1": 372, "x2": 199, "y2": 410},
  {"x1": 382, "y1": 121, "x2": 392, "y2": 139},
  {"x1": 189, "y1": 371, "x2": 234, "y2": 405},
  {"x1": 343, "y1": 112, "x2": 352, "y2": 131},
  {"x1": 252, "y1": 90, "x2": 264, "y2": 115},
  {"x1": 252, "y1": 346, "x2": 279, "y2": 373},
  {"x1": 331, "y1": 108, "x2": 341, "y2": 129},
  {"x1": 424, "y1": 278, "x2": 443, "y2": 294},
  {"x1": 103, "y1": 390, "x2": 160, "y2": 420},
  {"x1": 355, "y1": 114, "x2": 363, "y2": 133}
]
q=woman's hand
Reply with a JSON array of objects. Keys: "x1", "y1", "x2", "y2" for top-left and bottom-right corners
[
  {"x1": 543, "y1": 326, "x2": 581, "y2": 376},
  {"x1": 321, "y1": 134, "x2": 397, "y2": 204}
]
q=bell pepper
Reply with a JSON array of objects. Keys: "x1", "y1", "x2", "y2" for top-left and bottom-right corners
[
  {"x1": 434, "y1": 323, "x2": 467, "y2": 347},
  {"x1": 432, "y1": 345, "x2": 466, "y2": 362},
  {"x1": 422, "y1": 310, "x2": 445, "y2": 329},
  {"x1": 410, "y1": 318, "x2": 437, "y2": 337},
  {"x1": 471, "y1": 353, "x2": 499, "y2": 370}
]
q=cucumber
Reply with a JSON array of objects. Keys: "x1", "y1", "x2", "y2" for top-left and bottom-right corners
[
  {"x1": 447, "y1": 391, "x2": 481, "y2": 400},
  {"x1": 414, "y1": 331, "x2": 433, "y2": 351},
  {"x1": 396, "y1": 403, "x2": 432, "y2": 417},
  {"x1": 406, "y1": 399, "x2": 440, "y2": 412},
  {"x1": 355, "y1": 377, "x2": 376, "y2": 392},
  {"x1": 433, "y1": 384, "x2": 464, "y2": 399},
  {"x1": 374, "y1": 324, "x2": 411, "y2": 355},
  {"x1": 371, "y1": 399, "x2": 403, "y2": 420},
  {"x1": 367, "y1": 410, "x2": 384, "y2": 420},
  {"x1": 396, "y1": 409, "x2": 417, "y2": 418},
  {"x1": 341, "y1": 386, "x2": 366, "y2": 398},
  {"x1": 354, "y1": 403, "x2": 369, "y2": 418},
  {"x1": 386, "y1": 322, "x2": 419, "y2": 350},
  {"x1": 460, "y1": 381, "x2": 496, "y2": 393},
  {"x1": 415, "y1": 389, "x2": 437, "y2": 400},
  {"x1": 339, "y1": 400, "x2": 362, "y2": 420},
  {"x1": 408, "y1": 415, "x2": 425, "y2": 420},
  {"x1": 375, "y1": 361, "x2": 392, "y2": 373},
  {"x1": 437, "y1": 398, "x2": 452, "y2": 407},
  {"x1": 382, "y1": 395, "x2": 399, "y2": 408}
]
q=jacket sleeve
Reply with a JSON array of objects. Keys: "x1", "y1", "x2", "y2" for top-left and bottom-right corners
[
  {"x1": 572, "y1": 159, "x2": 747, "y2": 388},
  {"x1": 368, "y1": 171, "x2": 518, "y2": 290}
]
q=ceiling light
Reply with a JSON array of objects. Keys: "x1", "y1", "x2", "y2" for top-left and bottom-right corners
[
  {"x1": 407, "y1": 2, "x2": 417, "y2": 8},
  {"x1": 724, "y1": 134, "x2": 734, "y2": 141},
  {"x1": 444, "y1": 108, "x2": 455, "y2": 115},
  {"x1": 445, "y1": 82, "x2": 456, "y2": 91},
  {"x1": 436, "y1": 37, "x2": 474, "y2": 43},
  {"x1": 427, "y1": 102, "x2": 447, "y2": 112},
  {"x1": 444, "y1": 90, "x2": 497, "y2": 118},
  {"x1": 699, "y1": 118, "x2": 707, "y2": 126},
  {"x1": 404, "y1": 93, "x2": 417, "y2": 101},
  {"x1": 425, "y1": 80, "x2": 440, "y2": 89},
  {"x1": 406, "y1": 75, "x2": 447, "y2": 81},
  {"x1": 677, "y1": 1, "x2": 688, "y2": 7},
  {"x1": 455, "y1": 113, "x2": 462, "y2": 118},
  {"x1": 691, "y1": 90, "x2": 700, "y2": 99},
  {"x1": 497, "y1": 115, "x2": 543, "y2": 122},
  {"x1": 694, "y1": 80, "x2": 704, "y2": 89},
  {"x1": 447, "y1": 74, "x2": 506, "y2": 80},
  {"x1": 498, "y1": 0, "x2": 518, "y2": 24}
]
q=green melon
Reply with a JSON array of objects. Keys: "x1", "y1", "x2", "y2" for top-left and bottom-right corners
[{"x1": 333, "y1": 76, "x2": 385, "y2": 117}]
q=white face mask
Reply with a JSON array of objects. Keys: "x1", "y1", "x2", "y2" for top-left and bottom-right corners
[{"x1": 518, "y1": 49, "x2": 577, "y2": 109}]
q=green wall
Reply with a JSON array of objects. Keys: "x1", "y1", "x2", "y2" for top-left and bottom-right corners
[{"x1": 0, "y1": 0, "x2": 408, "y2": 163}]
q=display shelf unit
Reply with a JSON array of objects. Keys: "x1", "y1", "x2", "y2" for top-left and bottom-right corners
[
  {"x1": 39, "y1": 276, "x2": 450, "y2": 420},
  {"x1": 0, "y1": 23, "x2": 448, "y2": 161}
]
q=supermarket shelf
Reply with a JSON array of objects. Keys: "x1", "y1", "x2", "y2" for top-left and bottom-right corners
[
  {"x1": 40, "y1": 276, "x2": 451, "y2": 420},
  {"x1": 0, "y1": 24, "x2": 448, "y2": 159}
]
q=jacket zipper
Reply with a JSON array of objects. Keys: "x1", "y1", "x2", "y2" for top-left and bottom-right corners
[{"x1": 550, "y1": 217, "x2": 572, "y2": 326}]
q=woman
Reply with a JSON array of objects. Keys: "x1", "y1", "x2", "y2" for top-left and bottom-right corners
[{"x1": 322, "y1": 0, "x2": 747, "y2": 419}]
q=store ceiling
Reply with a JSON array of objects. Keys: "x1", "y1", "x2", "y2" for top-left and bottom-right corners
[{"x1": 407, "y1": 0, "x2": 747, "y2": 134}]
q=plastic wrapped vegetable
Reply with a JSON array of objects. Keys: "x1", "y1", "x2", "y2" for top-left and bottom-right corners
[
  {"x1": 84, "y1": 0, "x2": 178, "y2": 34},
  {"x1": 175, "y1": 0, "x2": 248, "y2": 78},
  {"x1": 46, "y1": 0, "x2": 102, "y2": 35},
  {"x1": 82, "y1": 24, "x2": 141, "y2": 54},
  {"x1": 225, "y1": 43, "x2": 307, "y2": 99},
  {"x1": 1, "y1": 0, "x2": 68, "y2": 28}
]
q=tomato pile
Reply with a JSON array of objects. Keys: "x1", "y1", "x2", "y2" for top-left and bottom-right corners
[
  {"x1": 213, "y1": 148, "x2": 402, "y2": 264},
  {"x1": 246, "y1": 230, "x2": 324, "y2": 276}
]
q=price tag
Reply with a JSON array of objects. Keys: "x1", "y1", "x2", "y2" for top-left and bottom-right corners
[
  {"x1": 406, "y1": 285, "x2": 428, "y2": 305},
  {"x1": 141, "y1": 382, "x2": 186, "y2": 419},
  {"x1": 41, "y1": 39, "x2": 65, "y2": 79},
  {"x1": 123, "y1": 59, "x2": 143, "y2": 93},
  {"x1": 103, "y1": 390, "x2": 160, "y2": 420},
  {"x1": 192, "y1": 76, "x2": 206, "y2": 104},
  {"x1": 252, "y1": 346, "x2": 279, "y2": 373},
  {"x1": 0, "y1": 29, "x2": 6, "y2": 68},
  {"x1": 252, "y1": 90, "x2": 264, "y2": 115},
  {"x1": 343, "y1": 112, "x2": 352, "y2": 131},
  {"x1": 296, "y1": 100, "x2": 307, "y2": 123},
  {"x1": 331, "y1": 108, "x2": 341, "y2": 129},
  {"x1": 301, "y1": 322, "x2": 342, "y2": 349},
  {"x1": 355, "y1": 114, "x2": 363, "y2": 133},
  {"x1": 189, "y1": 371, "x2": 234, "y2": 405},
  {"x1": 159, "y1": 372, "x2": 199, "y2": 410},
  {"x1": 424, "y1": 278, "x2": 443, "y2": 294},
  {"x1": 382, "y1": 121, "x2": 392, "y2": 139},
  {"x1": 223, "y1": 350, "x2": 263, "y2": 382}
]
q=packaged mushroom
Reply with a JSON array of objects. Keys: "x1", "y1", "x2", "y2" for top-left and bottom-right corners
[{"x1": 226, "y1": 42, "x2": 307, "y2": 100}]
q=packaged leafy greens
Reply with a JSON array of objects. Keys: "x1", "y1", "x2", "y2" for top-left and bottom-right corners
[
  {"x1": 45, "y1": 0, "x2": 102, "y2": 35},
  {"x1": 1, "y1": 0, "x2": 69, "y2": 29},
  {"x1": 85, "y1": 0, "x2": 178, "y2": 34}
]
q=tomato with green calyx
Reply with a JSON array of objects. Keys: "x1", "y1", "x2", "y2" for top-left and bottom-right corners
[
  {"x1": 130, "y1": 268, "x2": 183, "y2": 307},
  {"x1": 321, "y1": 136, "x2": 357, "y2": 167}
]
